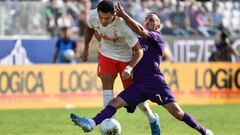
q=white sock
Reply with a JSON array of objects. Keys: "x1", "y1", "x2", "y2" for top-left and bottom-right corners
[
  {"x1": 137, "y1": 101, "x2": 156, "y2": 123},
  {"x1": 103, "y1": 90, "x2": 115, "y2": 118},
  {"x1": 88, "y1": 119, "x2": 96, "y2": 128},
  {"x1": 103, "y1": 90, "x2": 114, "y2": 107}
]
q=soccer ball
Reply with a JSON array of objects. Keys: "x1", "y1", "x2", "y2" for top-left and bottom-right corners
[
  {"x1": 63, "y1": 49, "x2": 75, "y2": 61},
  {"x1": 99, "y1": 118, "x2": 121, "y2": 135}
]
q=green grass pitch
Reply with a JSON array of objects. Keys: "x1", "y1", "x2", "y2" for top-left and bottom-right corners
[{"x1": 0, "y1": 105, "x2": 239, "y2": 135}]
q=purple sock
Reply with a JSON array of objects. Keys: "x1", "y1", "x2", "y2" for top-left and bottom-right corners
[
  {"x1": 182, "y1": 113, "x2": 206, "y2": 135},
  {"x1": 92, "y1": 105, "x2": 116, "y2": 125}
]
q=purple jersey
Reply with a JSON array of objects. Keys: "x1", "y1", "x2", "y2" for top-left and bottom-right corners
[
  {"x1": 117, "y1": 31, "x2": 176, "y2": 113},
  {"x1": 133, "y1": 31, "x2": 165, "y2": 83}
]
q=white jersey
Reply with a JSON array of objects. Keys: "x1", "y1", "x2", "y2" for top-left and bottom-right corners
[{"x1": 87, "y1": 9, "x2": 138, "y2": 62}]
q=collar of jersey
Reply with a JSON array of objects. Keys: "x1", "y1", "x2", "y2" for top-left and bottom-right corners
[{"x1": 106, "y1": 16, "x2": 117, "y2": 27}]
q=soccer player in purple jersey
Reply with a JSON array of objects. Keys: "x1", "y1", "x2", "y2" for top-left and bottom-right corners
[{"x1": 70, "y1": 3, "x2": 213, "y2": 135}]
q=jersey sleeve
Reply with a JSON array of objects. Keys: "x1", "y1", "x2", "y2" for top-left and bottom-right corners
[
  {"x1": 121, "y1": 21, "x2": 139, "y2": 48},
  {"x1": 147, "y1": 31, "x2": 164, "y2": 44}
]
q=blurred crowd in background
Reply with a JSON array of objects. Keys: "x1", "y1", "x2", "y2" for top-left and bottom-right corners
[
  {"x1": 0, "y1": 0, "x2": 239, "y2": 63},
  {"x1": 0, "y1": 0, "x2": 240, "y2": 38}
]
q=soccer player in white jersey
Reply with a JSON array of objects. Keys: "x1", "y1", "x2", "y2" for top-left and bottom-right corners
[
  {"x1": 70, "y1": 3, "x2": 213, "y2": 135},
  {"x1": 79, "y1": 0, "x2": 160, "y2": 134}
]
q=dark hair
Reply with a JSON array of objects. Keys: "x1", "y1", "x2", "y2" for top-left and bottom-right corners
[
  {"x1": 97, "y1": 0, "x2": 114, "y2": 13},
  {"x1": 148, "y1": 12, "x2": 161, "y2": 20},
  {"x1": 61, "y1": 26, "x2": 69, "y2": 31}
]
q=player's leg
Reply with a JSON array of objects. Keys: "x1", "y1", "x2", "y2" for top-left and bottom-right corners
[
  {"x1": 147, "y1": 82, "x2": 213, "y2": 135},
  {"x1": 137, "y1": 102, "x2": 158, "y2": 123},
  {"x1": 120, "y1": 72, "x2": 158, "y2": 123},
  {"x1": 138, "y1": 101, "x2": 160, "y2": 135},
  {"x1": 92, "y1": 97, "x2": 127, "y2": 127},
  {"x1": 163, "y1": 102, "x2": 213, "y2": 135},
  {"x1": 88, "y1": 84, "x2": 142, "y2": 129},
  {"x1": 119, "y1": 61, "x2": 160, "y2": 135},
  {"x1": 122, "y1": 77, "x2": 160, "y2": 134},
  {"x1": 99, "y1": 74, "x2": 116, "y2": 106},
  {"x1": 70, "y1": 84, "x2": 146, "y2": 133},
  {"x1": 70, "y1": 97, "x2": 126, "y2": 132},
  {"x1": 98, "y1": 53, "x2": 118, "y2": 107}
]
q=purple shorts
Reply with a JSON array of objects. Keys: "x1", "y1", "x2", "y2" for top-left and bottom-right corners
[{"x1": 118, "y1": 81, "x2": 176, "y2": 113}]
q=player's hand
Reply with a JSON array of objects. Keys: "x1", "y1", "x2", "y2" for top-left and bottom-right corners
[
  {"x1": 121, "y1": 65, "x2": 132, "y2": 80},
  {"x1": 115, "y1": 3, "x2": 127, "y2": 18},
  {"x1": 121, "y1": 70, "x2": 131, "y2": 80},
  {"x1": 80, "y1": 50, "x2": 89, "y2": 61}
]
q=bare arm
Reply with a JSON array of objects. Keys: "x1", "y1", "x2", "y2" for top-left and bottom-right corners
[
  {"x1": 121, "y1": 42, "x2": 143, "y2": 80},
  {"x1": 84, "y1": 26, "x2": 95, "y2": 51},
  {"x1": 128, "y1": 42, "x2": 143, "y2": 68},
  {"x1": 93, "y1": 30, "x2": 101, "y2": 41},
  {"x1": 81, "y1": 26, "x2": 95, "y2": 61},
  {"x1": 115, "y1": 3, "x2": 148, "y2": 38}
]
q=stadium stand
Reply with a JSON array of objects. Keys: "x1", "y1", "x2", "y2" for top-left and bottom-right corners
[{"x1": 0, "y1": 0, "x2": 239, "y2": 63}]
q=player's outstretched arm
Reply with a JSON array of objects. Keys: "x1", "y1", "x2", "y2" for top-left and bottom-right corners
[
  {"x1": 81, "y1": 26, "x2": 95, "y2": 61},
  {"x1": 115, "y1": 3, "x2": 148, "y2": 38}
]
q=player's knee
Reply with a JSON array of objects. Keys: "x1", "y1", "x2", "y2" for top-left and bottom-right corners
[
  {"x1": 109, "y1": 97, "x2": 126, "y2": 109},
  {"x1": 172, "y1": 110, "x2": 184, "y2": 120},
  {"x1": 100, "y1": 75, "x2": 116, "y2": 88}
]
